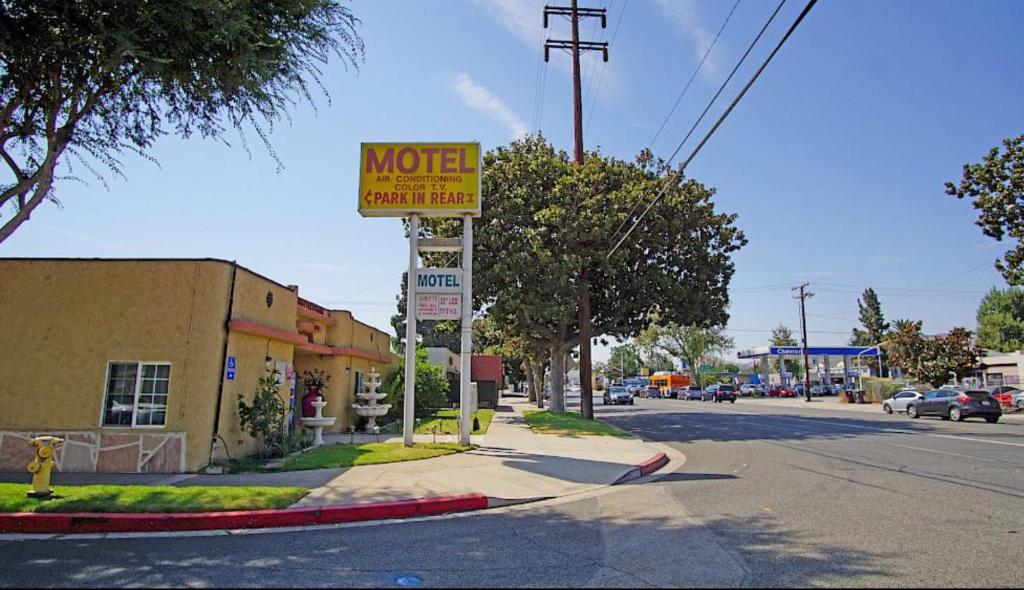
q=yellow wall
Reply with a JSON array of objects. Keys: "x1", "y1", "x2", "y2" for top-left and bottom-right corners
[{"x1": 0, "y1": 259, "x2": 233, "y2": 471}]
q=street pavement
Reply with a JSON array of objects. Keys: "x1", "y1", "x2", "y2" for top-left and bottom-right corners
[{"x1": 2, "y1": 392, "x2": 1022, "y2": 588}]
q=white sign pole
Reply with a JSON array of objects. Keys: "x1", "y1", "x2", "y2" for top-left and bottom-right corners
[
  {"x1": 459, "y1": 214, "x2": 473, "y2": 446},
  {"x1": 403, "y1": 214, "x2": 420, "y2": 447}
]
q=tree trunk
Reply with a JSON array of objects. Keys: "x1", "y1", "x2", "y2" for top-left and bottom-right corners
[
  {"x1": 533, "y1": 359, "x2": 546, "y2": 409},
  {"x1": 550, "y1": 345, "x2": 566, "y2": 412},
  {"x1": 525, "y1": 361, "x2": 536, "y2": 402}
]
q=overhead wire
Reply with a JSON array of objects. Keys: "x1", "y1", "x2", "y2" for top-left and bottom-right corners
[
  {"x1": 608, "y1": 0, "x2": 818, "y2": 258},
  {"x1": 646, "y1": 0, "x2": 743, "y2": 150},
  {"x1": 608, "y1": 0, "x2": 791, "y2": 247}
]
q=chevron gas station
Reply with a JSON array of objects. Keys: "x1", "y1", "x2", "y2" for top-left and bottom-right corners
[{"x1": 737, "y1": 345, "x2": 882, "y2": 389}]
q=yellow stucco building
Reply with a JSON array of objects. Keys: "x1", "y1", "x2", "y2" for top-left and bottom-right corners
[{"x1": 0, "y1": 258, "x2": 398, "y2": 473}]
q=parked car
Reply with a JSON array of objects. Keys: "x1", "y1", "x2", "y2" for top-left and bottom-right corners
[
  {"x1": 704, "y1": 383, "x2": 736, "y2": 403},
  {"x1": 768, "y1": 386, "x2": 797, "y2": 398},
  {"x1": 810, "y1": 384, "x2": 826, "y2": 396},
  {"x1": 882, "y1": 390, "x2": 924, "y2": 414},
  {"x1": 739, "y1": 384, "x2": 761, "y2": 396},
  {"x1": 1013, "y1": 390, "x2": 1024, "y2": 411},
  {"x1": 603, "y1": 386, "x2": 634, "y2": 406},
  {"x1": 986, "y1": 385, "x2": 1020, "y2": 407},
  {"x1": 682, "y1": 385, "x2": 703, "y2": 401},
  {"x1": 641, "y1": 385, "x2": 661, "y2": 399},
  {"x1": 907, "y1": 389, "x2": 1001, "y2": 423}
]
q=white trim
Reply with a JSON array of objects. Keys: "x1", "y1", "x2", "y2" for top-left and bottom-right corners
[{"x1": 99, "y1": 361, "x2": 172, "y2": 429}]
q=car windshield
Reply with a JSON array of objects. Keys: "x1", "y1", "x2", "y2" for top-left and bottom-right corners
[
  {"x1": 964, "y1": 390, "x2": 990, "y2": 400},
  {"x1": 610, "y1": 387, "x2": 627, "y2": 394},
  {"x1": 719, "y1": 385, "x2": 734, "y2": 391}
]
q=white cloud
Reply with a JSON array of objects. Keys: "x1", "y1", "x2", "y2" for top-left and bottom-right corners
[
  {"x1": 656, "y1": 0, "x2": 720, "y2": 76},
  {"x1": 451, "y1": 73, "x2": 529, "y2": 139},
  {"x1": 470, "y1": 0, "x2": 546, "y2": 47}
]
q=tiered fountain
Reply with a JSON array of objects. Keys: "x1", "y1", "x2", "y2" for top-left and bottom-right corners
[
  {"x1": 300, "y1": 398, "x2": 336, "y2": 447},
  {"x1": 352, "y1": 367, "x2": 391, "y2": 433}
]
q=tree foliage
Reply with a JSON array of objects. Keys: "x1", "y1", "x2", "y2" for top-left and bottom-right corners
[
  {"x1": 946, "y1": 134, "x2": 1024, "y2": 284},
  {"x1": 607, "y1": 343, "x2": 643, "y2": 379},
  {"x1": 770, "y1": 324, "x2": 797, "y2": 346},
  {"x1": 850, "y1": 288, "x2": 890, "y2": 346},
  {"x1": 0, "y1": 0, "x2": 363, "y2": 243},
  {"x1": 975, "y1": 286, "x2": 1024, "y2": 352},
  {"x1": 884, "y1": 322, "x2": 980, "y2": 388},
  {"x1": 637, "y1": 322, "x2": 734, "y2": 390},
  {"x1": 422, "y1": 135, "x2": 745, "y2": 411}
]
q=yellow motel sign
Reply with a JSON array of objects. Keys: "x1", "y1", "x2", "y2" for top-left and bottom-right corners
[{"x1": 358, "y1": 142, "x2": 481, "y2": 217}]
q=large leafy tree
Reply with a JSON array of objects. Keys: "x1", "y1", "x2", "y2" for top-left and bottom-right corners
[
  {"x1": 946, "y1": 134, "x2": 1024, "y2": 284},
  {"x1": 885, "y1": 319, "x2": 924, "y2": 374},
  {"x1": 0, "y1": 0, "x2": 363, "y2": 243},
  {"x1": 637, "y1": 322, "x2": 734, "y2": 390},
  {"x1": 884, "y1": 322, "x2": 980, "y2": 388},
  {"x1": 917, "y1": 328, "x2": 981, "y2": 388},
  {"x1": 607, "y1": 343, "x2": 642, "y2": 379},
  {"x1": 423, "y1": 135, "x2": 745, "y2": 412},
  {"x1": 975, "y1": 286, "x2": 1024, "y2": 352}
]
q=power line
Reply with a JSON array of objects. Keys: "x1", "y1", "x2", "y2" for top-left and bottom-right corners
[
  {"x1": 608, "y1": 0, "x2": 800, "y2": 253},
  {"x1": 585, "y1": 0, "x2": 628, "y2": 133},
  {"x1": 647, "y1": 0, "x2": 743, "y2": 150}
]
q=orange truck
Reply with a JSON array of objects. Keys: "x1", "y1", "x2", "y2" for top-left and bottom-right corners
[{"x1": 649, "y1": 371, "x2": 692, "y2": 398}]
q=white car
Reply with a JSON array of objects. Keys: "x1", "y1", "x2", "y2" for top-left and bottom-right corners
[
  {"x1": 739, "y1": 384, "x2": 761, "y2": 396},
  {"x1": 1013, "y1": 391, "x2": 1024, "y2": 411},
  {"x1": 882, "y1": 390, "x2": 924, "y2": 414}
]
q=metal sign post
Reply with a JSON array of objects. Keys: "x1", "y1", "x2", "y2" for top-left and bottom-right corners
[
  {"x1": 459, "y1": 214, "x2": 473, "y2": 446},
  {"x1": 403, "y1": 214, "x2": 419, "y2": 446}
]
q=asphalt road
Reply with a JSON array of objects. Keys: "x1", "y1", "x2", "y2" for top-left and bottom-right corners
[{"x1": 2, "y1": 395, "x2": 1022, "y2": 588}]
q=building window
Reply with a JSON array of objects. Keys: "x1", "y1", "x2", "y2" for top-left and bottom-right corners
[
  {"x1": 354, "y1": 370, "x2": 364, "y2": 395},
  {"x1": 989, "y1": 373, "x2": 1003, "y2": 386},
  {"x1": 102, "y1": 362, "x2": 170, "y2": 427}
]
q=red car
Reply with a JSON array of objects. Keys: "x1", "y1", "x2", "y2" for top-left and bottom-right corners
[
  {"x1": 768, "y1": 386, "x2": 797, "y2": 398},
  {"x1": 987, "y1": 386, "x2": 1019, "y2": 406}
]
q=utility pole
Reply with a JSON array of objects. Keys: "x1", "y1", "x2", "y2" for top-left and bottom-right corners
[
  {"x1": 544, "y1": 1, "x2": 607, "y2": 419},
  {"x1": 793, "y1": 283, "x2": 814, "y2": 403}
]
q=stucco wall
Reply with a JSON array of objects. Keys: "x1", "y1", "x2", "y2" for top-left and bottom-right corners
[{"x1": 0, "y1": 259, "x2": 232, "y2": 472}]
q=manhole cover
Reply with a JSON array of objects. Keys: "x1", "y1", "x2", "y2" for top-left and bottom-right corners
[{"x1": 394, "y1": 574, "x2": 422, "y2": 586}]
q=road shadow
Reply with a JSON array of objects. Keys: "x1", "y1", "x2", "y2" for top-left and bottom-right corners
[{"x1": 0, "y1": 500, "x2": 893, "y2": 588}]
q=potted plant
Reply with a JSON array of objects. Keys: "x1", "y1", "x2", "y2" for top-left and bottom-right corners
[{"x1": 300, "y1": 369, "x2": 332, "y2": 418}]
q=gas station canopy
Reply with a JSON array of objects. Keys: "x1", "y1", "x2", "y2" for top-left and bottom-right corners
[{"x1": 737, "y1": 346, "x2": 880, "y2": 359}]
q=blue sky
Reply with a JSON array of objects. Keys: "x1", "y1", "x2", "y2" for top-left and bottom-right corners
[{"x1": 3, "y1": 0, "x2": 1024, "y2": 362}]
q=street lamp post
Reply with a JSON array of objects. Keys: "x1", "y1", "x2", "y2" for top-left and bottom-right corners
[{"x1": 855, "y1": 343, "x2": 883, "y2": 390}]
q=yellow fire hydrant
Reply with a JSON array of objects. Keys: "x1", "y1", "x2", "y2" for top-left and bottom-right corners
[{"x1": 26, "y1": 436, "x2": 63, "y2": 499}]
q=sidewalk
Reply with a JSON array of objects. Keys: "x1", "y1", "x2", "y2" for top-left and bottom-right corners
[
  {"x1": 293, "y1": 399, "x2": 662, "y2": 506},
  {"x1": 1, "y1": 400, "x2": 670, "y2": 506}
]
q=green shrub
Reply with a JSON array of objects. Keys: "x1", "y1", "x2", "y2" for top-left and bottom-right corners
[
  {"x1": 385, "y1": 347, "x2": 451, "y2": 420},
  {"x1": 238, "y1": 369, "x2": 287, "y2": 458},
  {"x1": 860, "y1": 377, "x2": 917, "y2": 404}
]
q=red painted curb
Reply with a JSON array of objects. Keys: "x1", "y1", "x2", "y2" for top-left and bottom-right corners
[
  {"x1": 636, "y1": 452, "x2": 669, "y2": 476},
  {"x1": 0, "y1": 494, "x2": 489, "y2": 535}
]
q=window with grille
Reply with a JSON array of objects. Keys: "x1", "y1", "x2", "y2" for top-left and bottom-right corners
[{"x1": 102, "y1": 362, "x2": 171, "y2": 427}]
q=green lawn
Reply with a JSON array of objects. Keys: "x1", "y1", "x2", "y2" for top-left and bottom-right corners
[
  {"x1": 277, "y1": 442, "x2": 473, "y2": 471},
  {"x1": 415, "y1": 409, "x2": 495, "y2": 435},
  {"x1": 523, "y1": 410, "x2": 632, "y2": 437},
  {"x1": 0, "y1": 483, "x2": 307, "y2": 513}
]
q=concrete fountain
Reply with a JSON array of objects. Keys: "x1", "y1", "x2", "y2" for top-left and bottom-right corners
[{"x1": 352, "y1": 367, "x2": 391, "y2": 433}]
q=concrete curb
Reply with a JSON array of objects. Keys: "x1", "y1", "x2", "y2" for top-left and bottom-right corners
[
  {"x1": 0, "y1": 494, "x2": 488, "y2": 535},
  {"x1": 612, "y1": 451, "x2": 670, "y2": 485}
]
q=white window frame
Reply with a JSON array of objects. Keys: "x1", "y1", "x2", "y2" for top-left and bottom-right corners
[{"x1": 100, "y1": 361, "x2": 172, "y2": 429}]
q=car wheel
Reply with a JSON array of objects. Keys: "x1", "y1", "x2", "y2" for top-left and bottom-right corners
[
  {"x1": 883, "y1": 403, "x2": 892, "y2": 414},
  {"x1": 1017, "y1": 400, "x2": 1024, "y2": 410},
  {"x1": 950, "y1": 407, "x2": 963, "y2": 422},
  {"x1": 730, "y1": 399, "x2": 735, "y2": 404},
  {"x1": 907, "y1": 404, "x2": 919, "y2": 419},
  {"x1": 985, "y1": 416, "x2": 999, "y2": 423}
]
